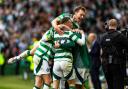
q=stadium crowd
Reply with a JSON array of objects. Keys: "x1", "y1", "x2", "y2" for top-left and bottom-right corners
[
  {"x1": 0, "y1": 0, "x2": 128, "y2": 89},
  {"x1": 0, "y1": 0, "x2": 127, "y2": 63}
]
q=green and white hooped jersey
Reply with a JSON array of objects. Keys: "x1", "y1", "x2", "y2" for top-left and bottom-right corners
[
  {"x1": 53, "y1": 31, "x2": 83, "y2": 62},
  {"x1": 57, "y1": 13, "x2": 91, "y2": 68},
  {"x1": 34, "y1": 28, "x2": 54, "y2": 61},
  {"x1": 34, "y1": 41, "x2": 54, "y2": 62},
  {"x1": 57, "y1": 13, "x2": 79, "y2": 29}
]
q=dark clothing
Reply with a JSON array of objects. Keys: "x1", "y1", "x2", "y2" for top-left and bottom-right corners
[
  {"x1": 90, "y1": 41, "x2": 101, "y2": 89},
  {"x1": 100, "y1": 30, "x2": 128, "y2": 89},
  {"x1": 120, "y1": 29, "x2": 128, "y2": 85},
  {"x1": 102, "y1": 63, "x2": 124, "y2": 89},
  {"x1": 101, "y1": 30, "x2": 128, "y2": 64}
]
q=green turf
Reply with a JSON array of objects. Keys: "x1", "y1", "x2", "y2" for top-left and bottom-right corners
[{"x1": 0, "y1": 75, "x2": 34, "y2": 89}]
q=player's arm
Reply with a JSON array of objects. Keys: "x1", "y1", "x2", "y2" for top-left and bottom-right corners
[
  {"x1": 52, "y1": 17, "x2": 64, "y2": 35},
  {"x1": 41, "y1": 25, "x2": 70, "y2": 42},
  {"x1": 8, "y1": 41, "x2": 40, "y2": 63},
  {"x1": 52, "y1": 13, "x2": 71, "y2": 34},
  {"x1": 58, "y1": 24, "x2": 72, "y2": 31},
  {"x1": 41, "y1": 27, "x2": 54, "y2": 42},
  {"x1": 70, "y1": 30, "x2": 85, "y2": 46}
]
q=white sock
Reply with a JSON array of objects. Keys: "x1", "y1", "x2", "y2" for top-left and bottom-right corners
[
  {"x1": 43, "y1": 83, "x2": 50, "y2": 89},
  {"x1": 59, "y1": 80, "x2": 65, "y2": 89},
  {"x1": 33, "y1": 86, "x2": 40, "y2": 89},
  {"x1": 17, "y1": 50, "x2": 30, "y2": 60}
]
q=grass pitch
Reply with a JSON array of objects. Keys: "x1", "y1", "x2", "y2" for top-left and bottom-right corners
[{"x1": 0, "y1": 75, "x2": 34, "y2": 89}]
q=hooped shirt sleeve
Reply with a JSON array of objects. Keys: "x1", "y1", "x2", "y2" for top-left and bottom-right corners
[
  {"x1": 69, "y1": 31, "x2": 85, "y2": 46},
  {"x1": 57, "y1": 13, "x2": 72, "y2": 21},
  {"x1": 41, "y1": 27, "x2": 54, "y2": 41}
]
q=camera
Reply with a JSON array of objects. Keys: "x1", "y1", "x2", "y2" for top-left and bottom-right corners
[
  {"x1": 121, "y1": 25, "x2": 128, "y2": 38},
  {"x1": 104, "y1": 21, "x2": 109, "y2": 31}
]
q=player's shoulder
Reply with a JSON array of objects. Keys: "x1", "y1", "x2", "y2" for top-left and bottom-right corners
[
  {"x1": 60, "y1": 12, "x2": 72, "y2": 17},
  {"x1": 61, "y1": 12, "x2": 70, "y2": 15},
  {"x1": 49, "y1": 27, "x2": 54, "y2": 31}
]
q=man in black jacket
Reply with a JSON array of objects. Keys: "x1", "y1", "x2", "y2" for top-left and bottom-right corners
[
  {"x1": 120, "y1": 26, "x2": 128, "y2": 85},
  {"x1": 100, "y1": 19, "x2": 128, "y2": 89}
]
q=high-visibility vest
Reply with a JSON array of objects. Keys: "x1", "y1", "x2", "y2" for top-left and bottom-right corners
[
  {"x1": 26, "y1": 56, "x2": 34, "y2": 71},
  {"x1": 0, "y1": 53, "x2": 5, "y2": 65},
  {"x1": 27, "y1": 41, "x2": 39, "y2": 71},
  {"x1": 0, "y1": 0, "x2": 4, "y2": 4}
]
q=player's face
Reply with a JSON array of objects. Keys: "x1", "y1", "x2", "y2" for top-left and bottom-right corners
[
  {"x1": 64, "y1": 20, "x2": 73, "y2": 28},
  {"x1": 87, "y1": 33, "x2": 96, "y2": 44},
  {"x1": 74, "y1": 10, "x2": 86, "y2": 23}
]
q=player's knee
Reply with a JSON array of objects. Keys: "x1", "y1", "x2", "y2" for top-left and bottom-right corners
[
  {"x1": 35, "y1": 82, "x2": 42, "y2": 88},
  {"x1": 44, "y1": 78, "x2": 52, "y2": 84},
  {"x1": 68, "y1": 79, "x2": 75, "y2": 85},
  {"x1": 35, "y1": 76, "x2": 43, "y2": 88},
  {"x1": 43, "y1": 75, "x2": 52, "y2": 84}
]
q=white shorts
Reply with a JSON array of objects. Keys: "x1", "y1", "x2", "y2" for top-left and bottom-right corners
[
  {"x1": 33, "y1": 55, "x2": 50, "y2": 75},
  {"x1": 53, "y1": 61, "x2": 75, "y2": 81},
  {"x1": 75, "y1": 68, "x2": 90, "y2": 85}
]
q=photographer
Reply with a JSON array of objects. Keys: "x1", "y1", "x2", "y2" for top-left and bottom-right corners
[
  {"x1": 120, "y1": 25, "x2": 128, "y2": 85},
  {"x1": 100, "y1": 19, "x2": 128, "y2": 89}
]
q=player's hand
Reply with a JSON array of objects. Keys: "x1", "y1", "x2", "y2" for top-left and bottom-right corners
[
  {"x1": 8, "y1": 57, "x2": 17, "y2": 64},
  {"x1": 72, "y1": 29, "x2": 81, "y2": 33},
  {"x1": 72, "y1": 29, "x2": 84, "y2": 34},
  {"x1": 54, "y1": 41, "x2": 60, "y2": 48},
  {"x1": 60, "y1": 24, "x2": 72, "y2": 31},
  {"x1": 55, "y1": 26, "x2": 64, "y2": 35},
  {"x1": 79, "y1": 30, "x2": 84, "y2": 34}
]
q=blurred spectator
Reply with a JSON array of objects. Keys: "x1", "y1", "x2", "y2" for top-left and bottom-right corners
[
  {"x1": 0, "y1": 0, "x2": 127, "y2": 75},
  {"x1": 87, "y1": 33, "x2": 102, "y2": 89}
]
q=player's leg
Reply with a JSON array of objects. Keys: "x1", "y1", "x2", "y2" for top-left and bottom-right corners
[
  {"x1": 52, "y1": 61, "x2": 62, "y2": 89},
  {"x1": 42, "y1": 60, "x2": 52, "y2": 89},
  {"x1": 75, "y1": 68, "x2": 90, "y2": 89},
  {"x1": 33, "y1": 75, "x2": 43, "y2": 89},
  {"x1": 61, "y1": 61, "x2": 76, "y2": 89},
  {"x1": 8, "y1": 43, "x2": 39, "y2": 63},
  {"x1": 53, "y1": 80, "x2": 60, "y2": 89},
  {"x1": 42, "y1": 74, "x2": 52, "y2": 89},
  {"x1": 8, "y1": 50, "x2": 30, "y2": 63},
  {"x1": 33, "y1": 55, "x2": 44, "y2": 89},
  {"x1": 21, "y1": 43, "x2": 39, "y2": 58},
  {"x1": 59, "y1": 79, "x2": 66, "y2": 89},
  {"x1": 67, "y1": 71, "x2": 76, "y2": 89},
  {"x1": 75, "y1": 68, "x2": 83, "y2": 89},
  {"x1": 68, "y1": 79, "x2": 76, "y2": 89}
]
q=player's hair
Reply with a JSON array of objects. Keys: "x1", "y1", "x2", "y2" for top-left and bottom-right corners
[
  {"x1": 74, "y1": 5, "x2": 87, "y2": 13},
  {"x1": 60, "y1": 17, "x2": 71, "y2": 24}
]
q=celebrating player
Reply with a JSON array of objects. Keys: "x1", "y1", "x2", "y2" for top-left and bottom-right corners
[
  {"x1": 8, "y1": 29, "x2": 54, "y2": 89},
  {"x1": 51, "y1": 5, "x2": 91, "y2": 89}
]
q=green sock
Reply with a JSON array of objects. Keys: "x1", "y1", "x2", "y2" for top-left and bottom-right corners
[
  {"x1": 69, "y1": 86, "x2": 76, "y2": 89},
  {"x1": 84, "y1": 80, "x2": 90, "y2": 89}
]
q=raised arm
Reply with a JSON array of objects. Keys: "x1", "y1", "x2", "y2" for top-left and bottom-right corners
[
  {"x1": 70, "y1": 30, "x2": 85, "y2": 46},
  {"x1": 52, "y1": 17, "x2": 64, "y2": 35},
  {"x1": 52, "y1": 13, "x2": 71, "y2": 34}
]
